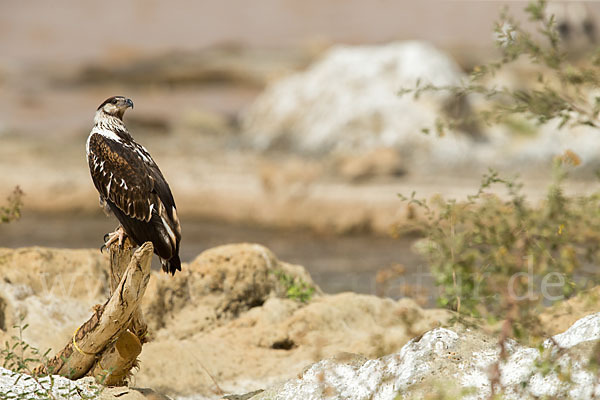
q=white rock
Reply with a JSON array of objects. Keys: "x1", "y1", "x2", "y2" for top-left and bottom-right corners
[
  {"x1": 514, "y1": 120, "x2": 600, "y2": 171},
  {"x1": 547, "y1": 311, "x2": 600, "y2": 349},
  {"x1": 0, "y1": 367, "x2": 97, "y2": 399},
  {"x1": 253, "y1": 313, "x2": 600, "y2": 400},
  {"x1": 242, "y1": 40, "x2": 600, "y2": 175},
  {"x1": 242, "y1": 41, "x2": 472, "y2": 160}
]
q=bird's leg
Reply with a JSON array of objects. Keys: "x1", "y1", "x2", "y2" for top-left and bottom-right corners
[{"x1": 101, "y1": 225, "x2": 127, "y2": 252}]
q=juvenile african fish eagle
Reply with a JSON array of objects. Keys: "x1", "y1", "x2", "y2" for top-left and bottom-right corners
[{"x1": 86, "y1": 96, "x2": 182, "y2": 274}]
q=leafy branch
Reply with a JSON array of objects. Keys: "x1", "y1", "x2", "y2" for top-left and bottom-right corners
[{"x1": 400, "y1": 0, "x2": 600, "y2": 133}]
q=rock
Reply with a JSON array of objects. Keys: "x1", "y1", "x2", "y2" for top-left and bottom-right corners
[
  {"x1": 69, "y1": 45, "x2": 311, "y2": 88},
  {"x1": 0, "y1": 367, "x2": 99, "y2": 399},
  {"x1": 515, "y1": 121, "x2": 600, "y2": 174},
  {"x1": 0, "y1": 367, "x2": 167, "y2": 400},
  {"x1": 252, "y1": 313, "x2": 600, "y2": 400},
  {"x1": 102, "y1": 387, "x2": 172, "y2": 400},
  {"x1": 240, "y1": 38, "x2": 600, "y2": 176},
  {"x1": 221, "y1": 390, "x2": 264, "y2": 400},
  {"x1": 134, "y1": 245, "x2": 450, "y2": 396},
  {"x1": 258, "y1": 157, "x2": 323, "y2": 199},
  {"x1": 0, "y1": 247, "x2": 109, "y2": 352},
  {"x1": 540, "y1": 286, "x2": 600, "y2": 336},
  {"x1": 242, "y1": 41, "x2": 475, "y2": 161},
  {"x1": 135, "y1": 292, "x2": 450, "y2": 396},
  {"x1": 141, "y1": 243, "x2": 322, "y2": 336},
  {"x1": 335, "y1": 147, "x2": 405, "y2": 182},
  {"x1": 0, "y1": 244, "x2": 451, "y2": 398},
  {"x1": 179, "y1": 108, "x2": 233, "y2": 136},
  {"x1": 547, "y1": 2, "x2": 597, "y2": 59},
  {"x1": 245, "y1": 294, "x2": 450, "y2": 358}
]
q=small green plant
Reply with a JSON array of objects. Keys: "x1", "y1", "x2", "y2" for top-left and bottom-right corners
[
  {"x1": 0, "y1": 186, "x2": 24, "y2": 224},
  {"x1": 0, "y1": 318, "x2": 104, "y2": 399},
  {"x1": 273, "y1": 270, "x2": 315, "y2": 303}
]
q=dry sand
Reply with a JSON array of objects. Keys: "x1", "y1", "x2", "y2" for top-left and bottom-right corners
[{"x1": 0, "y1": 244, "x2": 451, "y2": 398}]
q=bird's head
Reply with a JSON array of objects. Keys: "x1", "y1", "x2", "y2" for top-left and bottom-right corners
[{"x1": 97, "y1": 96, "x2": 134, "y2": 120}]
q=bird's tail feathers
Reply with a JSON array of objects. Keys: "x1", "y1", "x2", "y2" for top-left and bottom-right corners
[{"x1": 161, "y1": 254, "x2": 181, "y2": 276}]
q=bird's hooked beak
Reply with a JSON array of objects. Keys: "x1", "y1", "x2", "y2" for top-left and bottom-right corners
[
  {"x1": 112, "y1": 97, "x2": 134, "y2": 120},
  {"x1": 120, "y1": 98, "x2": 134, "y2": 110}
]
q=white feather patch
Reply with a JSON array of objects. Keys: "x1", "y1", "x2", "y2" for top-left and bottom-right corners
[
  {"x1": 160, "y1": 215, "x2": 177, "y2": 248},
  {"x1": 149, "y1": 203, "x2": 155, "y2": 221},
  {"x1": 85, "y1": 134, "x2": 92, "y2": 156},
  {"x1": 134, "y1": 145, "x2": 152, "y2": 163},
  {"x1": 171, "y1": 206, "x2": 181, "y2": 235},
  {"x1": 93, "y1": 127, "x2": 122, "y2": 143},
  {"x1": 90, "y1": 110, "x2": 127, "y2": 144}
]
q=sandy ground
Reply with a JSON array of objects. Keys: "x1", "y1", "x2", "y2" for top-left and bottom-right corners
[
  {"x1": 0, "y1": 245, "x2": 452, "y2": 398},
  {"x1": 0, "y1": 244, "x2": 596, "y2": 399}
]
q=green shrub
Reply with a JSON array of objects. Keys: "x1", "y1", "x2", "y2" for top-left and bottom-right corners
[
  {"x1": 397, "y1": 0, "x2": 600, "y2": 338},
  {"x1": 393, "y1": 0, "x2": 600, "y2": 397},
  {"x1": 399, "y1": 160, "x2": 600, "y2": 339}
]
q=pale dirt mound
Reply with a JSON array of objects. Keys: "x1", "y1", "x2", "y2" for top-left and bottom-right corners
[
  {"x1": 137, "y1": 293, "x2": 451, "y2": 397},
  {"x1": 137, "y1": 243, "x2": 450, "y2": 397},
  {"x1": 6, "y1": 244, "x2": 600, "y2": 399},
  {"x1": 539, "y1": 285, "x2": 600, "y2": 337},
  {"x1": 142, "y1": 243, "x2": 321, "y2": 336},
  {"x1": 0, "y1": 244, "x2": 451, "y2": 399},
  {"x1": 0, "y1": 247, "x2": 109, "y2": 352}
]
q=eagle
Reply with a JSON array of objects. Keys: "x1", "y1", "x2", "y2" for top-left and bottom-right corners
[{"x1": 86, "y1": 96, "x2": 182, "y2": 275}]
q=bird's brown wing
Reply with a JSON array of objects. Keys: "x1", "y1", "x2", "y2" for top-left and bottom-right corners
[{"x1": 87, "y1": 133, "x2": 156, "y2": 222}]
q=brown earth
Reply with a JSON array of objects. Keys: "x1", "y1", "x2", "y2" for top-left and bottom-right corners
[
  {"x1": 2, "y1": 244, "x2": 599, "y2": 398},
  {"x1": 539, "y1": 285, "x2": 600, "y2": 337},
  {"x1": 0, "y1": 244, "x2": 451, "y2": 398}
]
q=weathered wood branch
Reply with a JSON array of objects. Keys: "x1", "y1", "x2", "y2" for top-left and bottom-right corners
[
  {"x1": 109, "y1": 238, "x2": 148, "y2": 341},
  {"x1": 109, "y1": 238, "x2": 135, "y2": 293},
  {"x1": 92, "y1": 237, "x2": 148, "y2": 385},
  {"x1": 34, "y1": 241, "x2": 153, "y2": 381},
  {"x1": 91, "y1": 330, "x2": 142, "y2": 385}
]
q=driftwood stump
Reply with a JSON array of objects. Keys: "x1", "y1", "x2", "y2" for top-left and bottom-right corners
[
  {"x1": 34, "y1": 239, "x2": 153, "y2": 386},
  {"x1": 108, "y1": 238, "x2": 148, "y2": 341}
]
